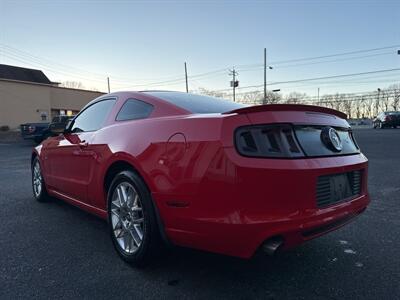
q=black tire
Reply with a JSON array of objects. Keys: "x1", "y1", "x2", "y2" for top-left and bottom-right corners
[
  {"x1": 107, "y1": 170, "x2": 161, "y2": 267},
  {"x1": 31, "y1": 157, "x2": 50, "y2": 202}
]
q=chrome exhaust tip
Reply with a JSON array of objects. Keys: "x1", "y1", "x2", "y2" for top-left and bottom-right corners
[{"x1": 262, "y1": 237, "x2": 283, "y2": 255}]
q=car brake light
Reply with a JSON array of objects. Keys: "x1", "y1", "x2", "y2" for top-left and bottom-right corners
[
  {"x1": 28, "y1": 125, "x2": 36, "y2": 133},
  {"x1": 235, "y1": 124, "x2": 305, "y2": 158}
]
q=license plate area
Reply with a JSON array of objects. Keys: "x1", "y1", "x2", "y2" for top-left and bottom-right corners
[{"x1": 316, "y1": 171, "x2": 362, "y2": 208}]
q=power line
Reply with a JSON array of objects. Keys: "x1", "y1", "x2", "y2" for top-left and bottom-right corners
[
  {"x1": 269, "y1": 44, "x2": 400, "y2": 65},
  {"x1": 1, "y1": 42, "x2": 400, "y2": 91},
  {"x1": 237, "y1": 51, "x2": 395, "y2": 72},
  {"x1": 210, "y1": 68, "x2": 400, "y2": 92},
  {"x1": 231, "y1": 45, "x2": 400, "y2": 72}
]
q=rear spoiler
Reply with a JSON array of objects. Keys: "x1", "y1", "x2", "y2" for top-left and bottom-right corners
[{"x1": 223, "y1": 104, "x2": 347, "y2": 119}]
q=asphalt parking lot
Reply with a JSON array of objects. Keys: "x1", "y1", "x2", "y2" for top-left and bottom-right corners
[{"x1": 0, "y1": 128, "x2": 399, "y2": 300}]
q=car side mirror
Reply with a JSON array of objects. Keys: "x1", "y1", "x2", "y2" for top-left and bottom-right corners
[
  {"x1": 49, "y1": 123, "x2": 67, "y2": 135},
  {"x1": 64, "y1": 119, "x2": 74, "y2": 133}
]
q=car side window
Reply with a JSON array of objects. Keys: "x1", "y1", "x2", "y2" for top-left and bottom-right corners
[
  {"x1": 71, "y1": 99, "x2": 116, "y2": 132},
  {"x1": 116, "y1": 99, "x2": 154, "y2": 121}
]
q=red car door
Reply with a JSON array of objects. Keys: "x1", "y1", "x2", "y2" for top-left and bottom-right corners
[
  {"x1": 46, "y1": 99, "x2": 116, "y2": 204},
  {"x1": 46, "y1": 132, "x2": 94, "y2": 202}
]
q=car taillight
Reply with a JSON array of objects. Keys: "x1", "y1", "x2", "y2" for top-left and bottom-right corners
[
  {"x1": 349, "y1": 131, "x2": 360, "y2": 149},
  {"x1": 28, "y1": 125, "x2": 36, "y2": 133},
  {"x1": 235, "y1": 124, "x2": 305, "y2": 158},
  {"x1": 385, "y1": 115, "x2": 391, "y2": 121}
]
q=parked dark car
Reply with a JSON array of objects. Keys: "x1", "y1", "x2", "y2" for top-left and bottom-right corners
[
  {"x1": 20, "y1": 122, "x2": 50, "y2": 143},
  {"x1": 46, "y1": 115, "x2": 75, "y2": 137},
  {"x1": 373, "y1": 111, "x2": 400, "y2": 129},
  {"x1": 21, "y1": 115, "x2": 74, "y2": 143}
]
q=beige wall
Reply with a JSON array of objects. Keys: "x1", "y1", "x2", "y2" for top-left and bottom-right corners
[{"x1": 0, "y1": 79, "x2": 104, "y2": 129}]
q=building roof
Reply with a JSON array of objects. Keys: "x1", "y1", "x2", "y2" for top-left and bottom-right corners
[{"x1": 0, "y1": 64, "x2": 55, "y2": 85}]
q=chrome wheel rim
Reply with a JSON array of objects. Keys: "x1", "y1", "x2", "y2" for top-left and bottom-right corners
[
  {"x1": 111, "y1": 182, "x2": 144, "y2": 254},
  {"x1": 33, "y1": 161, "x2": 42, "y2": 197}
]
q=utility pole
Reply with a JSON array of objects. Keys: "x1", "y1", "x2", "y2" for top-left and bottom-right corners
[
  {"x1": 184, "y1": 62, "x2": 189, "y2": 93},
  {"x1": 229, "y1": 67, "x2": 239, "y2": 102},
  {"x1": 264, "y1": 48, "x2": 267, "y2": 104},
  {"x1": 317, "y1": 87, "x2": 320, "y2": 103},
  {"x1": 107, "y1": 77, "x2": 110, "y2": 93},
  {"x1": 376, "y1": 88, "x2": 381, "y2": 116}
]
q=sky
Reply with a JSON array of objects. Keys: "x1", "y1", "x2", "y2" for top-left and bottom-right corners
[{"x1": 0, "y1": 0, "x2": 399, "y2": 99}]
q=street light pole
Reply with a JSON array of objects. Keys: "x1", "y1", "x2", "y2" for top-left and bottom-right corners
[
  {"x1": 264, "y1": 48, "x2": 267, "y2": 103},
  {"x1": 184, "y1": 62, "x2": 189, "y2": 93},
  {"x1": 376, "y1": 88, "x2": 381, "y2": 117}
]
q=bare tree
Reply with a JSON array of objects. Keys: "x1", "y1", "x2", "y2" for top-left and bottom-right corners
[
  {"x1": 380, "y1": 90, "x2": 391, "y2": 112},
  {"x1": 342, "y1": 97, "x2": 353, "y2": 119},
  {"x1": 265, "y1": 91, "x2": 282, "y2": 104},
  {"x1": 60, "y1": 81, "x2": 85, "y2": 89},
  {"x1": 388, "y1": 84, "x2": 400, "y2": 111},
  {"x1": 284, "y1": 92, "x2": 306, "y2": 104},
  {"x1": 331, "y1": 93, "x2": 342, "y2": 112},
  {"x1": 319, "y1": 94, "x2": 334, "y2": 109},
  {"x1": 240, "y1": 91, "x2": 263, "y2": 105},
  {"x1": 354, "y1": 96, "x2": 363, "y2": 119},
  {"x1": 364, "y1": 95, "x2": 374, "y2": 118},
  {"x1": 198, "y1": 87, "x2": 228, "y2": 99}
]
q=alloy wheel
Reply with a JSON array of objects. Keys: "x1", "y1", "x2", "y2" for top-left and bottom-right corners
[
  {"x1": 110, "y1": 182, "x2": 144, "y2": 254},
  {"x1": 32, "y1": 161, "x2": 43, "y2": 197}
]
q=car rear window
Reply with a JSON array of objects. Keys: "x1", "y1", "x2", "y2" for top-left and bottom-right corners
[
  {"x1": 116, "y1": 99, "x2": 154, "y2": 121},
  {"x1": 144, "y1": 91, "x2": 246, "y2": 113}
]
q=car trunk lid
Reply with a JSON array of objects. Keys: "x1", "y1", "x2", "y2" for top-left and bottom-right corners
[{"x1": 226, "y1": 104, "x2": 359, "y2": 158}]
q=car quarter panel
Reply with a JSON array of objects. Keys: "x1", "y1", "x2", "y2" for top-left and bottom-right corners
[{"x1": 87, "y1": 115, "x2": 233, "y2": 210}]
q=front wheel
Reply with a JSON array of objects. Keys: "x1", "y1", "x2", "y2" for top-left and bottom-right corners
[
  {"x1": 31, "y1": 157, "x2": 49, "y2": 202},
  {"x1": 107, "y1": 170, "x2": 161, "y2": 267}
]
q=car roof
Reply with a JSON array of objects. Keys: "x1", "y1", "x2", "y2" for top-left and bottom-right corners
[
  {"x1": 141, "y1": 91, "x2": 245, "y2": 114},
  {"x1": 85, "y1": 90, "x2": 245, "y2": 116}
]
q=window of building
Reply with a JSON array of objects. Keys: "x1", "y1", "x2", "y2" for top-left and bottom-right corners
[
  {"x1": 116, "y1": 99, "x2": 154, "y2": 121},
  {"x1": 71, "y1": 99, "x2": 115, "y2": 132}
]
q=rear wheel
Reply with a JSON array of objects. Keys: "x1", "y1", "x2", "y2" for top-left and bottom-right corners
[
  {"x1": 31, "y1": 157, "x2": 49, "y2": 202},
  {"x1": 107, "y1": 170, "x2": 161, "y2": 267}
]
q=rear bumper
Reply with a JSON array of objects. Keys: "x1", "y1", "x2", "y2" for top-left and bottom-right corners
[
  {"x1": 162, "y1": 150, "x2": 370, "y2": 258},
  {"x1": 21, "y1": 135, "x2": 38, "y2": 140},
  {"x1": 229, "y1": 151, "x2": 369, "y2": 258},
  {"x1": 255, "y1": 193, "x2": 369, "y2": 253}
]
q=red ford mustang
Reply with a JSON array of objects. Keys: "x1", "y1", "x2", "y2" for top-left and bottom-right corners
[{"x1": 31, "y1": 91, "x2": 370, "y2": 266}]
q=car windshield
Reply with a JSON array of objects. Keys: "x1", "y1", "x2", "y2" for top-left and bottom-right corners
[{"x1": 144, "y1": 91, "x2": 246, "y2": 114}]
